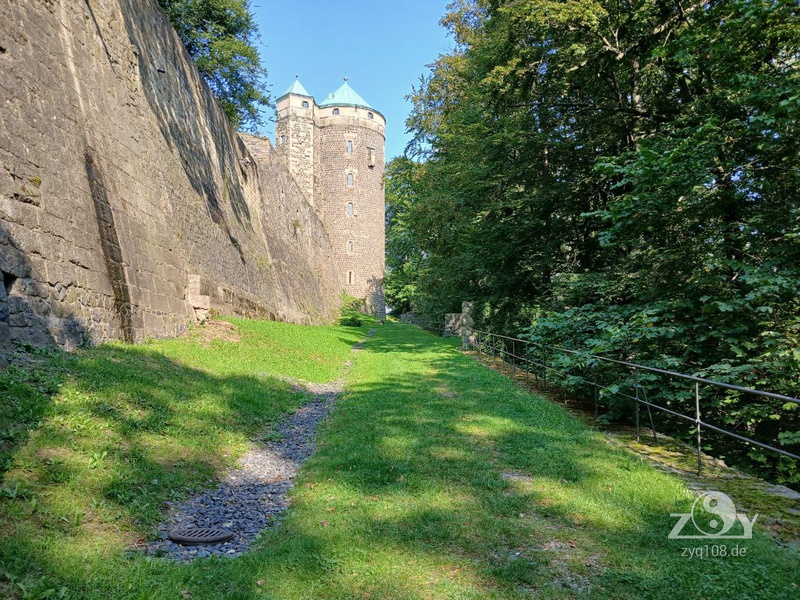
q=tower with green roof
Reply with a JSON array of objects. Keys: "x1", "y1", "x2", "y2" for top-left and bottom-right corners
[{"x1": 274, "y1": 77, "x2": 386, "y2": 318}]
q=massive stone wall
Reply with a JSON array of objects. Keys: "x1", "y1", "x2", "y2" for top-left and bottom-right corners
[{"x1": 0, "y1": 0, "x2": 340, "y2": 350}]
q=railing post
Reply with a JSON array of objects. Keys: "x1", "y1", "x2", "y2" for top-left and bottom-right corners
[
  {"x1": 639, "y1": 385, "x2": 658, "y2": 444},
  {"x1": 635, "y1": 369, "x2": 641, "y2": 443},
  {"x1": 525, "y1": 341, "x2": 530, "y2": 384},
  {"x1": 543, "y1": 349, "x2": 548, "y2": 391},
  {"x1": 511, "y1": 339, "x2": 516, "y2": 374},
  {"x1": 696, "y1": 382, "x2": 703, "y2": 476}
]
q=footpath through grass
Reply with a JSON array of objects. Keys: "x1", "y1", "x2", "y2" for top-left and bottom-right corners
[{"x1": 1, "y1": 320, "x2": 797, "y2": 599}]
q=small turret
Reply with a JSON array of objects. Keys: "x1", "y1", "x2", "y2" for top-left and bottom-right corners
[{"x1": 275, "y1": 77, "x2": 316, "y2": 203}]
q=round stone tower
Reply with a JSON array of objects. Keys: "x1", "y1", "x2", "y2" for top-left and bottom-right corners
[{"x1": 275, "y1": 78, "x2": 386, "y2": 318}]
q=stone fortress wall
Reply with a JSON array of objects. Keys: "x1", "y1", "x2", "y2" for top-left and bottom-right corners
[{"x1": 0, "y1": 0, "x2": 341, "y2": 349}]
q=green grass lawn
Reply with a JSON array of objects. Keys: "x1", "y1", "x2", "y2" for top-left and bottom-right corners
[{"x1": 1, "y1": 320, "x2": 797, "y2": 599}]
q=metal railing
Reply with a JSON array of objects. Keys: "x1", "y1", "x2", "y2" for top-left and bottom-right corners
[{"x1": 469, "y1": 329, "x2": 800, "y2": 475}]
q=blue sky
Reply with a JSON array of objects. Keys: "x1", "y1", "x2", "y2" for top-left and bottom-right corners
[{"x1": 251, "y1": 0, "x2": 453, "y2": 160}]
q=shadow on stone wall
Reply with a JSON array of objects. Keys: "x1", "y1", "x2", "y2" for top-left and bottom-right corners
[
  {"x1": 84, "y1": 149, "x2": 134, "y2": 343},
  {"x1": 117, "y1": 0, "x2": 252, "y2": 236},
  {"x1": 0, "y1": 221, "x2": 88, "y2": 356}
]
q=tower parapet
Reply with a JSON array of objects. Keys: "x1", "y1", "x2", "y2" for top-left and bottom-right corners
[{"x1": 275, "y1": 78, "x2": 386, "y2": 318}]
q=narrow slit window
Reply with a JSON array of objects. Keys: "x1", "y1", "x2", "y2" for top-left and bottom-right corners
[
  {"x1": 347, "y1": 271, "x2": 354, "y2": 285},
  {"x1": 280, "y1": 135, "x2": 286, "y2": 146},
  {"x1": 347, "y1": 173, "x2": 354, "y2": 187},
  {"x1": 347, "y1": 202, "x2": 354, "y2": 216},
  {"x1": 368, "y1": 147, "x2": 376, "y2": 167},
  {"x1": 347, "y1": 240, "x2": 354, "y2": 253},
  {"x1": 347, "y1": 140, "x2": 353, "y2": 155}
]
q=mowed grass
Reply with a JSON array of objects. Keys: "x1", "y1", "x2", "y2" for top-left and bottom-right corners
[
  {"x1": 1, "y1": 320, "x2": 797, "y2": 599},
  {"x1": 0, "y1": 318, "x2": 367, "y2": 599}
]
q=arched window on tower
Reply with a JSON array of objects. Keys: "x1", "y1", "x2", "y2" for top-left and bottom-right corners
[
  {"x1": 347, "y1": 202, "x2": 354, "y2": 216},
  {"x1": 347, "y1": 240, "x2": 354, "y2": 254},
  {"x1": 302, "y1": 100, "x2": 310, "y2": 108},
  {"x1": 347, "y1": 140, "x2": 353, "y2": 155},
  {"x1": 347, "y1": 173, "x2": 354, "y2": 188},
  {"x1": 333, "y1": 108, "x2": 340, "y2": 116}
]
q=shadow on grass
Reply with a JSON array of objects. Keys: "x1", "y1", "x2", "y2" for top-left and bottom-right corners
[
  {"x1": 260, "y1": 323, "x2": 796, "y2": 598},
  {"x1": 1, "y1": 323, "x2": 797, "y2": 599},
  {"x1": 0, "y1": 341, "x2": 306, "y2": 554}
]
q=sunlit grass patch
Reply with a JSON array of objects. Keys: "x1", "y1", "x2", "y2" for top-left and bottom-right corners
[
  {"x1": 0, "y1": 318, "x2": 797, "y2": 599},
  {"x1": 0, "y1": 318, "x2": 370, "y2": 598}
]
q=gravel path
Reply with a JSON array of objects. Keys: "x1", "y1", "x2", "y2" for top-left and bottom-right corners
[
  {"x1": 145, "y1": 330, "x2": 375, "y2": 561},
  {"x1": 146, "y1": 382, "x2": 340, "y2": 561}
]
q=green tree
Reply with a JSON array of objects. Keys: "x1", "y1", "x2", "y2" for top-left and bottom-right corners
[
  {"x1": 158, "y1": 0, "x2": 269, "y2": 130},
  {"x1": 384, "y1": 157, "x2": 423, "y2": 315},
  {"x1": 402, "y1": 0, "x2": 800, "y2": 481}
]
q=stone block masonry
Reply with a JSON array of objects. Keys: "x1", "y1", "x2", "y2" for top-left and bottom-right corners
[
  {"x1": 316, "y1": 121, "x2": 386, "y2": 317},
  {"x1": 275, "y1": 79, "x2": 387, "y2": 318},
  {"x1": 0, "y1": 0, "x2": 340, "y2": 349}
]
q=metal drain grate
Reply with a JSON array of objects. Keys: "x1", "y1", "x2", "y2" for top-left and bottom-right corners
[{"x1": 168, "y1": 527, "x2": 234, "y2": 546}]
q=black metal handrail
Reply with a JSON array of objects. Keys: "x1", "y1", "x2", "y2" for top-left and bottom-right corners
[{"x1": 468, "y1": 329, "x2": 800, "y2": 474}]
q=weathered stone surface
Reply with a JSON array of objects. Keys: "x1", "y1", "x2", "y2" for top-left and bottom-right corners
[
  {"x1": 315, "y1": 119, "x2": 386, "y2": 318},
  {"x1": 0, "y1": 0, "x2": 340, "y2": 349},
  {"x1": 443, "y1": 313, "x2": 463, "y2": 338},
  {"x1": 273, "y1": 89, "x2": 386, "y2": 318}
]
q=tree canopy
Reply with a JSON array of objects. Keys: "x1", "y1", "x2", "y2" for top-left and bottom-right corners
[
  {"x1": 158, "y1": 0, "x2": 269, "y2": 130},
  {"x1": 387, "y1": 0, "x2": 800, "y2": 482}
]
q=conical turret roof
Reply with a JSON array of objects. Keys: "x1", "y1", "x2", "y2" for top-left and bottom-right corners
[
  {"x1": 280, "y1": 77, "x2": 312, "y2": 98},
  {"x1": 319, "y1": 79, "x2": 375, "y2": 110}
]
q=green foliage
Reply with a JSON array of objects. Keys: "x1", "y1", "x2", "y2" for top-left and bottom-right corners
[
  {"x1": 338, "y1": 314, "x2": 363, "y2": 327},
  {"x1": 158, "y1": 0, "x2": 269, "y2": 130},
  {"x1": 338, "y1": 292, "x2": 364, "y2": 326},
  {"x1": 399, "y1": 0, "x2": 800, "y2": 481},
  {"x1": 384, "y1": 157, "x2": 425, "y2": 314}
]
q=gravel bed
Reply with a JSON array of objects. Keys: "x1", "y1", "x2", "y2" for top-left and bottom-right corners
[{"x1": 145, "y1": 382, "x2": 341, "y2": 561}]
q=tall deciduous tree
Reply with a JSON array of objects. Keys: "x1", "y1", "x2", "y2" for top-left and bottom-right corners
[
  {"x1": 385, "y1": 157, "x2": 424, "y2": 315},
  {"x1": 158, "y1": 0, "x2": 269, "y2": 130},
  {"x1": 400, "y1": 0, "x2": 800, "y2": 481}
]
